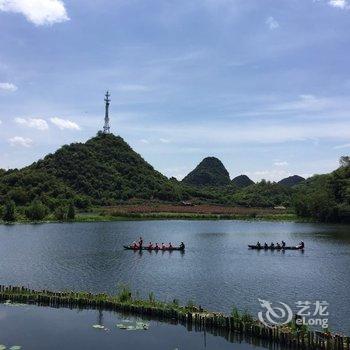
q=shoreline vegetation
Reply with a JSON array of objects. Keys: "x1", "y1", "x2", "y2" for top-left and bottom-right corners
[
  {"x1": 1, "y1": 134, "x2": 349, "y2": 225},
  {"x1": 0, "y1": 203, "x2": 303, "y2": 225},
  {"x1": 0, "y1": 285, "x2": 348, "y2": 350}
]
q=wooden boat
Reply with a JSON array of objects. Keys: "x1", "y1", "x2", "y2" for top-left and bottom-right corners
[
  {"x1": 248, "y1": 245, "x2": 304, "y2": 250},
  {"x1": 123, "y1": 245, "x2": 185, "y2": 251}
]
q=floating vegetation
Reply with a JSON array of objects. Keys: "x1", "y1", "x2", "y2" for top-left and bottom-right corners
[
  {"x1": 136, "y1": 321, "x2": 149, "y2": 330},
  {"x1": 92, "y1": 324, "x2": 109, "y2": 332},
  {"x1": 116, "y1": 320, "x2": 149, "y2": 331},
  {"x1": 4, "y1": 300, "x2": 26, "y2": 307},
  {"x1": 92, "y1": 324, "x2": 105, "y2": 329},
  {"x1": 0, "y1": 345, "x2": 22, "y2": 350},
  {"x1": 116, "y1": 323, "x2": 128, "y2": 330}
]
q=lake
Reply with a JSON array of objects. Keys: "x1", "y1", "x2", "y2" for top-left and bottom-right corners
[{"x1": 0, "y1": 220, "x2": 349, "y2": 335}]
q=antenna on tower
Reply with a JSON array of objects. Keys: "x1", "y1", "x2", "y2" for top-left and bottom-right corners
[{"x1": 103, "y1": 90, "x2": 111, "y2": 134}]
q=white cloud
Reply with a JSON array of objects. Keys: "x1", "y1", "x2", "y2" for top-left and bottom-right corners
[
  {"x1": 132, "y1": 120, "x2": 350, "y2": 145},
  {"x1": 328, "y1": 0, "x2": 349, "y2": 9},
  {"x1": 50, "y1": 117, "x2": 80, "y2": 130},
  {"x1": 159, "y1": 138, "x2": 171, "y2": 143},
  {"x1": 0, "y1": 0, "x2": 69, "y2": 26},
  {"x1": 0, "y1": 82, "x2": 17, "y2": 92},
  {"x1": 8, "y1": 136, "x2": 33, "y2": 147},
  {"x1": 117, "y1": 84, "x2": 152, "y2": 92},
  {"x1": 139, "y1": 139, "x2": 150, "y2": 144},
  {"x1": 162, "y1": 166, "x2": 191, "y2": 180},
  {"x1": 333, "y1": 143, "x2": 350, "y2": 149},
  {"x1": 274, "y1": 161, "x2": 288, "y2": 167},
  {"x1": 15, "y1": 117, "x2": 49, "y2": 130},
  {"x1": 247, "y1": 169, "x2": 291, "y2": 182},
  {"x1": 271, "y1": 94, "x2": 332, "y2": 113},
  {"x1": 266, "y1": 16, "x2": 279, "y2": 30}
]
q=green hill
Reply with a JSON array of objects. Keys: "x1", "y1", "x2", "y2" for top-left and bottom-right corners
[
  {"x1": 231, "y1": 175, "x2": 254, "y2": 188},
  {"x1": 232, "y1": 180, "x2": 293, "y2": 208},
  {"x1": 182, "y1": 157, "x2": 231, "y2": 187},
  {"x1": 278, "y1": 175, "x2": 305, "y2": 187},
  {"x1": 293, "y1": 157, "x2": 350, "y2": 222},
  {"x1": 0, "y1": 133, "x2": 183, "y2": 208}
]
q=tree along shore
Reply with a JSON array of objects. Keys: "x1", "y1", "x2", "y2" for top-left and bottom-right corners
[
  {"x1": 0, "y1": 211, "x2": 300, "y2": 225},
  {"x1": 1, "y1": 203, "x2": 305, "y2": 224}
]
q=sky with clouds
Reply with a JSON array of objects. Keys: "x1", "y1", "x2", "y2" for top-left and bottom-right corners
[{"x1": 0, "y1": 0, "x2": 349, "y2": 181}]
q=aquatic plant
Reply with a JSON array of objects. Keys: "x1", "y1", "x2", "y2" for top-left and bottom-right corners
[
  {"x1": 172, "y1": 299, "x2": 180, "y2": 308},
  {"x1": 148, "y1": 292, "x2": 155, "y2": 304},
  {"x1": 186, "y1": 299, "x2": 196, "y2": 311},
  {"x1": 231, "y1": 305, "x2": 241, "y2": 322},
  {"x1": 116, "y1": 283, "x2": 132, "y2": 303},
  {"x1": 241, "y1": 309, "x2": 254, "y2": 324}
]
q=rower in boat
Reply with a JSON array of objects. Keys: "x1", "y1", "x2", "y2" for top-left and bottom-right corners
[
  {"x1": 276, "y1": 242, "x2": 281, "y2": 249},
  {"x1": 296, "y1": 241, "x2": 305, "y2": 249},
  {"x1": 264, "y1": 242, "x2": 268, "y2": 249},
  {"x1": 139, "y1": 237, "x2": 143, "y2": 249},
  {"x1": 256, "y1": 241, "x2": 261, "y2": 248},
  {"x1": 270, "y1": 242, "x2": 275, "y2": 249},
  {"x1": 282, "y1": 241, "x2": 286, "y2": 248},
  {"x1": 155, "y1": 243, "x2": 160, "y2": 250},
  {"x1": 161, "y1": 242, "x2": 166, "y2": 250},
  {"x1": 180, "y1": 242, "x2": 185, "y2": 250},
  {"x1": 148, "y1": 242, "x2": 153, "y2": 250},
  {"x1": 169, "y1": 242, "x2": 173, "y2": 249}
]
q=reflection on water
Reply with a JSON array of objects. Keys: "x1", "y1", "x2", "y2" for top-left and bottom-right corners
[
  {"x1": 0, "y1": 304, "x2": 290, "y2": 350},
  {"x1": 0, "y1": 220, "x2": 349, "y2": 333}
]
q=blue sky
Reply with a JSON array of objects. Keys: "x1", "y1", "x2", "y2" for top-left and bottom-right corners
[{"x1": 0, "y1": 0, "x2": 350, "y2": 181}]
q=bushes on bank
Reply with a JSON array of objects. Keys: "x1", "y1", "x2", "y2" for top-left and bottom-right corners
[
  {"x1": 25, "y1": 199, "x2": 48, "y2": 221},
  {"x1": 2, "y1": 200, "x2": 16, "y2": 222}
]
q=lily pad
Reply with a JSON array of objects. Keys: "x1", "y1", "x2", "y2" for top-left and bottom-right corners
[
  {"x1": 116, "y1": 323, "x2": 128, "y2": 329},
  {"x1": 92, "y1": 324, "x2": 105, "y2": 329},
  {"x1": 4, "y1": 301, "x2": 26, "y2": 307},
  {"x1": 116, "y1": 321, "x2": 149, "y2": 331},
  {"x1": 136, "y1": 321, "x2": 149, "y2": 330}
]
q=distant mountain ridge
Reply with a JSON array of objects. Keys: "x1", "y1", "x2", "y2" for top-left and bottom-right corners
[
  {"x1": 231, "y1": 175, "x2": 254, "y2": 188},
  {"x1": 182, "y1": 157, "x2": 231, "y2": 187},
  {"x1": 278, "y1": 175, "x2": 305, "y2": 187},
  {"x1": 1, "y1": 132, "x2": 343, "y2": 223}
]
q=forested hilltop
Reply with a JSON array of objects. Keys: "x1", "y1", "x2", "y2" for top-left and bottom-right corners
[
  {"x1": 0, "y1": 133, "x2": 349, "y2": 223},
  {"x1": 293, "y1": 156, "x2": 350, "y2": 223}
]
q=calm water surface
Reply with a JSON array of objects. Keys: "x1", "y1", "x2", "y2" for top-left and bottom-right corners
[
  {"x1": 0, "y1": 220, "x2": 349, "y2": 333},
  {"x1": 0, "y1": 304, "x2": 266, "y2": 350}
]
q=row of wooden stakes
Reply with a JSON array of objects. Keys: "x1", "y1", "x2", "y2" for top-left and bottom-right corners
[{"x1": 0, "y1": 285, "x2": 348, "y2": 350}]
